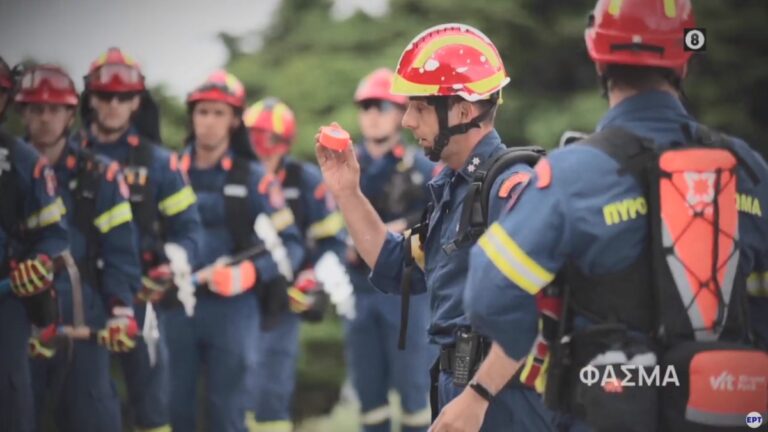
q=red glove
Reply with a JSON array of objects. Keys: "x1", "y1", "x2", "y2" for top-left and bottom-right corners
[
  {"x1": 138, "y1": 264, "x2": 173, "y2": 303},
  {"x1": 10, "y1": 254, "x2": 54, "y2": 297},
  {"x1": 28, "y1": 324, "x2": 57, "y2": 359},
  {"x1": 97, "y1": 307, "x2": 139, "y2": 352},
  {"x1": 204, "y1": 260, "x2": 258, "y2": 297},
  {"x1": 289, "y1": 269, "x2": 319, "y2": 313}
]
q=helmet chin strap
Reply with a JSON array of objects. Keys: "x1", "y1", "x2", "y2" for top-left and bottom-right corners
[{"x1": 425, "y1": 96, "x2": 497, "y2": 162}]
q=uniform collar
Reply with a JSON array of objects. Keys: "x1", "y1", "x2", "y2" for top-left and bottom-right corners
[
  {"x1": 84, "y1": 125, "x2": 139, "y2": 148},
  {"x1": 596, "y1": 90, "x2": 688, "y2": 132},
  {"x1": 183, "y1": 145, "x2": 235, "y2": 172},
  {"x1": 457, "y1": 129, "x2": 502, "y2": 181}
]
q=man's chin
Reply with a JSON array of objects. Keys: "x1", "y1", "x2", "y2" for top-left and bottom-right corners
[{"x1": 96, "y1": 119, "x2": 129, "y2": 135}]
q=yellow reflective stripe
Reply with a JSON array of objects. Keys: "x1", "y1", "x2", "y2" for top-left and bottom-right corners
[
  {"x1": 465, "y1": 70, "x2": 509, "y2": 97},
  {"x1": 307, "y1": 211, "x2": 345, "y2": 240},
  {"x1": 248, "y1": 420, "x2": 292, "y2": 432},
  {"x1": 135, "y1": 425, "x2": 172, "y2": 432},
  {"x1": 158, "y1": 186, "x2": 196, "y2": 217},
  {"x1": 361, "y1": 405, "x2": 391, "y2": 425},
  {"x1": 401, "y1": 407, "x2": 431, "y2": 427},
  {"x1": 608, "y1": 0, "x2": 623, "y2": 16},
  {"x1": 93, "y1": 201, "x2": 133, "y2": 234},
  {"x1": 477, "y1": 223, "x2": 554, "y2": 295},
  {"x1": 663, "y1": 0, "x2": 677, "y2": 18},
  {"x1": 270, "y1": 208, "x2": 295, "y2": 232},
  {"x1": 26, "y1": 197, "x2": 65, "y2": 229}
]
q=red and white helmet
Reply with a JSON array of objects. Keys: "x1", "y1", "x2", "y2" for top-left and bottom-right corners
[
  {"x1": 585, "y1": 0, "x2": 695, "y2": 77},
  {"x1": 15, "y1": 65, "x2": 78, "y2": 106},
  {"x1": 243, "y1": 97, "x2": 296, "y2": 158},
  {"x1": 354, "y1": 68, "x2": 407, "y2": 106},
  {"x1": 87, "y1": 47, "x2": 145, "y2": 93},
  {"x1": 392, "y1": 23, "x2": 510, "y2": 102},
  {"x1": 186, "y1": 70, "x2": 246, "y2": 110}
]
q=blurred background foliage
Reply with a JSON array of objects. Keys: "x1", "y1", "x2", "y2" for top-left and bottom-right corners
[{"x1": 150, "y1": 0, "x2": 766, "y2": 159}]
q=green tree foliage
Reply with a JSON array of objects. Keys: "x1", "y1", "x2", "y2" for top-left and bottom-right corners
[{"x1": 197, "y1": 0, "x2": 766, "y2": 159}]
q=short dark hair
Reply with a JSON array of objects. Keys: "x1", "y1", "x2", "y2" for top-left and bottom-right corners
[
  {"x1": 602, "y1": 64, "x2": 681, "y2": 92},
  {"x1": 418, "y1": 93, "x2": 499, "y2": 125}
]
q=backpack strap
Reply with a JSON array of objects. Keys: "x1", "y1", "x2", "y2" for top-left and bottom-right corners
[
  {"x1": 126, "y1": 135, "x2": 162, "y2": 268},
  {"x1": 224, "y1": 156, "x2": 258, "y2": 253},
  {"x1": 70, "y1": 148, "x2": 105, "y2": 287},
  {"x1": 281, "y1": 159, "x2": 307, "y2": 232},
  {"x1": 447, "y1": 146, "x2": 546, "y2": 254},
  {"x1": 398, "y1": 202, "x2": 432, "y2": 350}
]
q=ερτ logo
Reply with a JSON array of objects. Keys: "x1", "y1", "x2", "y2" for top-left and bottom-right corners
[{"x1": 746, "y1": 411, "x2": 763, "y2": 429}]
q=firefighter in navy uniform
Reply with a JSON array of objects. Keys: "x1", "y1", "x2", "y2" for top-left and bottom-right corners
[
  {"x1": 17, "y1": 64, "x2": 141, "y2": 432},
  {"x1": 167, "y1": 71, "x2": 305, "y2": 432},
  {"x1": 464, "y1": 1, "x2": 768, "y2": 431},
  {"x1": 0, "y1": 56, "x2": 69, "y2": 432},
  {"x1": 340, "y1": 68, "x2": 436, "y2": 432},
  {"x1": 243, "y1": 98, "x2": 346, "y2": 432},
  {"x1": 314, "y1": 25, "x2": 556, "y2": 432},
  {"x1": 243, "y1": 97, "x2": 348, "y2": 432},
  {"x1": 80, "y1": 47, "x2": 203, "y2": 432}
]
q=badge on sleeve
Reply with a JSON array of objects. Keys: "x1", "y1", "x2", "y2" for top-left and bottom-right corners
[{"x1": 499, "y1": 172, "x2": 532, "y2": 213}]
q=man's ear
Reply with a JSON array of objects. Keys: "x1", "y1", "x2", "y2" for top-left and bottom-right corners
[{"x1": 459, "y1": 100, "x2": 475, "y2": 123}]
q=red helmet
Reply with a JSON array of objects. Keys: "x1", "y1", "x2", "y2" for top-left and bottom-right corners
[
  {"x1": 392, "y1": 23, "x2": 509, "y2": 102},
  {"x1": 243, "y1": 97, "x2": 296, "y2": 158},
  {"x1": 15, "y1": 65, "x2": 78, "y2": 106},
  {"x1": 187, "y1": 70, "x2": 246, "y2": 110},
  {"x1": 87, "y1": 47, "x2": 145, "y2": 93},
  {"x1": 354, "y1": 68, "x2": 407, "y2": 106},
  {"x1": 0, "y1": 57, "x2": 12, "y2": 91},
  {"x1": 585, "y1": 0, "x2": 695, "y2": 77}
]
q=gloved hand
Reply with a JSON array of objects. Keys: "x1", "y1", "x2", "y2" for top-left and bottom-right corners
[
  {"x1": 289, "y1": 269, "x2": 319, "y2": 313},
  {"x1": 203, "y1": 260, "x2": 257, "y2": 297},
  {"x1": 138, "y1": 264, "x2": 173, "y2": 303},
  {"x1": 97, "y1": 307, "x2": 138, "y2": 352},
  {"x1": 10, "y1": 254, "x2": 54, "y2": 297},
  {"x1": 28, "y1": 324, "x2": 57, "y2": 359}
]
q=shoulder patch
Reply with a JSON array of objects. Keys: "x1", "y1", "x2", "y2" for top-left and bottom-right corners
[
  {"x1": 168, "y1": 153, "x2": 179, "y2": 172},
  {"x1": 535, "y1": 158, "x2": 552, "y2": 189},
  {"x1": 179, "y1": 153, "x2": 191, "y2": 173},
  {"x1": 127, "y1": 134, "x2": 140, "y2": 147},
  {"x1": 498, "y1": 172, "x2": 532, "y2": 199},
  {"x1": 220, "y1": 156, "x2": 232, "y2": 171}
]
